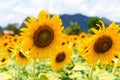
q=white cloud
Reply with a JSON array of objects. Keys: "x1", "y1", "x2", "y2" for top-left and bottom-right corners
[{"x1": 0, "y1": 0, "x2": 120, "y2": 27}]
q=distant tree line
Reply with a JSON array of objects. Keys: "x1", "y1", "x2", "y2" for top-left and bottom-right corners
[
  {"x1": 63, "y1": 22, "x2": 81, "y2": 35},
  {"x1": 0, "y1": 17, "x2": 101, "y2": 36},
  {"x1": 63, "y1": 17, "x2": 101, "y2": 35},
  {"x1": 5, "y1": 23, "x2": 21, "y2": 35},
  {"x1": 0, "y1": 23, "x2": 21, "y2": 36}
]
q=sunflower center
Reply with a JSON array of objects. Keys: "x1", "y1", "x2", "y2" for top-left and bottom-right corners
[
  {"x1": 4, "y1": 43, "x2": 8, "y2": 46},
  {"x1": 18, "y1": 51, "x2": 26, "y2": 58},
  {"x1": 1, "y1": 58, "x2": 6, "y2": 62},
  {"x1": 94, "y1": 35, "x2": 112, "y2": 53},
  {"x1": 7, "y1": 47, "x2": 13, "y2": 53},
  {"x1": 33, "y1": 25, "x2": 54, "y2": 48},
  {"x1": 56, "y1": 52, "x2": 65, "y2": 63},
  {"x1": 81, "y1": 35, "x2": 85, "y2": 38}
]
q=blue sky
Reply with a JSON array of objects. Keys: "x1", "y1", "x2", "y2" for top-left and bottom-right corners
[{"x1": 0, "y1": 0, "x2": 120, "y2": 27}]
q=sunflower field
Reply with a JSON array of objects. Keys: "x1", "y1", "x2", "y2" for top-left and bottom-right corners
[{"x1": 1, "y1": 10, "x2": 120, "y2": 80}]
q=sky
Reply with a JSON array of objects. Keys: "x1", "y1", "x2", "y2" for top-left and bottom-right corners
[{"x1": 0, "y1": 0, "x2": 120, "y2": 27}]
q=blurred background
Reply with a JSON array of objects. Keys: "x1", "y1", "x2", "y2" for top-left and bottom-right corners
[{"x1": 0, "y1": 0, "x2": 120, "y2": 35}]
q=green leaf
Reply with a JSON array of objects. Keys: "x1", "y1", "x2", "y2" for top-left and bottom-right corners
[
  {"x1": 39, "y1": 74, "x2": 49, "y2": 80},
  {"x1": 73, "y1": 64, "x2": 88, "y2": 71},
  {"x1": 95, "y1": 69, "x2": 115, "y2": 80}
]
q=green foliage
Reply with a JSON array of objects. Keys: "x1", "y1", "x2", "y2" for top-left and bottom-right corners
[
  {"x1": 5, "y1": 23, "x2": 21, "y2": 35},
  {"x1": 0, "y1": 50, "x2": 120, "y2": 80},
  {"x1": 63, "y1": 22, "x2": 81, "y2": 35},
  {"x1": 87, "y1": 17, "x2": 101, "y2": 30},
  {"x1": 39, "y1": 74, "x2": 49, "y2": 80}
]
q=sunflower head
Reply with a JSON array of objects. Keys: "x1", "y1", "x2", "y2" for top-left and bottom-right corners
[
  {"x1": 78, "y1": 21, "x2": 120, "y2": 66},
  {"x1": 0, "y1": 53, "x2": 10, "y2": 67},
  {"x1": 87, "y1": 33, "x2": 92, "y2": 38},
  {"x1": 13, "y1": 47, "x2": 30, "y2": 65},
  {"x1": 21, "y1": 10, "x2": 64, "y2": 60},
  {"x1": 0, "y1": 34, "x2": 19, "y2": 55},
  {"x1": 79, "y1": 32, "x2": 87, "y2": 39},
  {"x1": 65, "y1": 35, "x2": 80, "y2": 49},
  {"x1": 50, "y1": 45, "x2": 73, "y2": 70}
]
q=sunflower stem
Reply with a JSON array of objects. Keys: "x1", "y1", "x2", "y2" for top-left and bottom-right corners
[
  {"x1": 88, "y1": 66, "x2": 93, "y2": 80},
  {"x1": 32, "y1": 58, "x2": 36, "y2": 80},
  {"x1": 17, "y1": 64, "x2": 20, "y2": 80},
  {"x1": 112, "y1": 56, "x2": 120, "y2": 75},
  {"x1": 14, "y1": 65, "x2": 17, "y2": 80}
]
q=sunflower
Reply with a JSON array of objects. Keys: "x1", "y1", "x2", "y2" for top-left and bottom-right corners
[
  {"x1": 50, "y1": 45, "x2": 73, "y2": 70},
  {"x1": 0, "y1": 53, "x2": 10, "y2": 67},
  {"x1": 65, "y1": 35, "x2": 80, "y2": 49},
  {"x1": 2, "y1": 40, "x2": 15, "y2": 54},
  {"x1": 14, "y1": 49, "x2": 30, "y2": 65},
  {"x1": 0, "y1": 39, "x2": 2, "y2": 51},
  {"x1": 11, "y1": 35, "x2": 19, "y2": 42},
  {"x1": 12, "y1": 35, "x2": 22, "y2": 47},
  {"x1": 60, "y1": 36, "x2": 69, "y2": 47},
  {"x1": 78, "y1": 21, "x2": 120, "y2": 66},
  {"x1": 79, "y1": 32, "x2": 87, "y2": 39},
  {"x1": 79, "y1": 32, "x2": 88, "y2": 44},
  {"x1": 60, "y1": 35, "x2": 75, "y2": 48},
  {"x1": 2, "y1": 34, "x2": 11, "y2": 39},
  {"x1": 0, "y1": 34, "x2": 17, "y2": 54},
  {"x1": 87, "y1": 33, "x2": 92, "y2": 38},
  {"x1": 20, "y1": 10, "x2": 64, "y2": 60}
]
